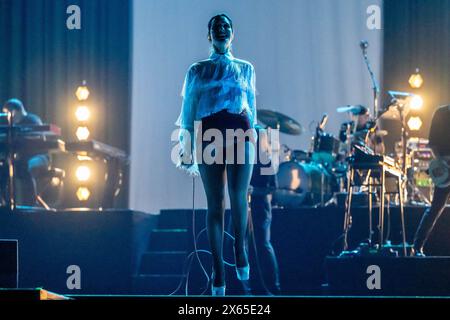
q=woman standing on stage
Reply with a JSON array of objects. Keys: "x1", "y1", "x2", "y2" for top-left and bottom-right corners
[{"x1": 175, "y1": 14, "x2": 257, "y2": 296}]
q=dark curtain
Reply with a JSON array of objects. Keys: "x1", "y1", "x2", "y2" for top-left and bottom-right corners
[
  {"x1": 382, "y1": 0, "x2": 450, "y2": 151},
  {"x1": 0, "y1": 0, "x2": 131, "y2": 207}
]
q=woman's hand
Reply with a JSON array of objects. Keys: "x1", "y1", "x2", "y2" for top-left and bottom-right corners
[
  {"x1": 177, "y1": 157, "x2": 200, "y2": 177},
  {"x1": 180, "y1": 162, "x2": 200, "y2": 177},
  {"x1": 176, "y1": 150, "x2": 200, "y2": 177}
]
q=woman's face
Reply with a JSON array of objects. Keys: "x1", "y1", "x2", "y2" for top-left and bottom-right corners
[{"x1": 209, "y1": 16, "x2": 233, "y2": 53}]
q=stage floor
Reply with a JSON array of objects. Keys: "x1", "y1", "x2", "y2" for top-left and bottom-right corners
[{"x1": 1, "y1": 206, "x2": 449, "y2": 297}]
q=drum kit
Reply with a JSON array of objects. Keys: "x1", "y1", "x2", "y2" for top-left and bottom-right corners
[
  {"x1": 256, "y1": 108, "x2": 353, "y2": 208},
  {"x1": 257, "y1": 102, "x2": 437, "y2": 208}
]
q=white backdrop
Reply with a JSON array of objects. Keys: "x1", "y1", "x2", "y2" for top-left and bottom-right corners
[{"x1": 130, "y1": 0, "x2": 383, "y2": 213}]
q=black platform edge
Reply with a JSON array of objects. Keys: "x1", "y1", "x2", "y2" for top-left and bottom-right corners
[{"x1": 0, "y1": 288, "x2": 70, "y2": 300}]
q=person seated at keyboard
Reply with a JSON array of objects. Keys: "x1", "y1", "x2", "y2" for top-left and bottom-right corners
[{"x1": 0, "y1": 98, "x2": 50, "y2": 206}]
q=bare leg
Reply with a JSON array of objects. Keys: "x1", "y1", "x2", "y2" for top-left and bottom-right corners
[
  {"x1": 198, "y1": 162, "x2": 227, "y2": 287},
  {"x1": 226, "y1": 141, "x2": 255, "y2": 267}
]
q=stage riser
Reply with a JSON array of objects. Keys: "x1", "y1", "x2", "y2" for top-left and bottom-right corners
[
  {"x1": 158, "y1": 206, "x2": 450, "y2": 295},
  {"x1": 1, "y1": 207, "x2": 449, "y2": 295},
  {"x1": 0, "y1": 240, "x2": 18, "y2": 288},
  {"x1": 325, "y1": 257, "x2": 450, "y2": 296},
  {"x1": 0, "y1": 209, "x2": 156, "y2": 294},
  {"x1": 272, "y1": 206, "x2": 450, "y2": 294}
]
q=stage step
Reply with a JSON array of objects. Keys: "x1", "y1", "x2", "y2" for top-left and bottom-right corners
[
  {"x1": 158, "y1": 210, "x2": 191, "y2": 228},
  {"x1": 139, "y1": 251, "x2": 187, "y2": 275},
  {"x1": 148, "y1": 228, "x2": 189, "y2": 251},
  {"x1": 325, "y1": 256, "x2": 450, "y2": 296},
  {"x1": 132, "y1": 274, "x2": 186, "y2": 295}
]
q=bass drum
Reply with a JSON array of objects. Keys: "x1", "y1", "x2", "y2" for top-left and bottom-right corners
[{"x1": 273, "y1": 161, "x2": 335, "y2": 207}]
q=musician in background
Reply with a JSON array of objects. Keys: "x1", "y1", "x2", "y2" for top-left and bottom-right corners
[
  {"x1": 0, "y1": 98, "x2": 50, "y2": 206},
  {"x1": 412, "y1": 105, "x2": 450, "y2": 256},
  {"x1": 339, "y1": 105, "x2": 385, "y2": 154},
  {"x1": 245, "y1": 125, "x2": 281, "y2": 295}
]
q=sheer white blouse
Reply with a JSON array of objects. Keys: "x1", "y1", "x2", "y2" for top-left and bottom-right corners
[{"x1": 175, "y1": 51, "x2": 257, "y2": 131}]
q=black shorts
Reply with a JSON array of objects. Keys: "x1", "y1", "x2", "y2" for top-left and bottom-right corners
[
  {"x1": 201, "y1": 109, "x2": 251, "y2": 137},
  {"x1": 200, "y1": 109, "x2": 254, "y2": 164}
]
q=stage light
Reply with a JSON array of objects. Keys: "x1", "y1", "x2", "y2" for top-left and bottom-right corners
[
  {"x1": 409, "y1": 69, "x2": 423, "y2": 89},
  {"x1": 76, "y1": 126, "x2": 90, "y2": 140},
  {"x1": 75, "y1": 106, "x2": 91, "y2": 121},
  {"x1": 76, "y1": 81, "x2": 90, "y2": 101},
  {"x1": 407, "y1": 116, "x2": 423, "y2": 131},
  {"x1": 76, "y1": 187, "x2": 91, "y2": 201},
  {"x1": 51, "y1": 177, "x2": 61, "y2": 187},
  {"x1": 77, "y1": 155, "x2": 92, "y2": 161},
  {"x1": 410, "y1": 95, "x2": 423, "y2": 110},
  {"x1": 75, "y1": 165, "x2": 91, "y2": 182}
]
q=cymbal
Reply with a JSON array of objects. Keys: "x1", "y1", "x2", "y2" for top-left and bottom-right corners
[
  {"x1": 336, "y1": 105, "x2": 366, "y2": 114},
  {"x1": 257, "y1": 109, "x2": 303, "y2": 135}
]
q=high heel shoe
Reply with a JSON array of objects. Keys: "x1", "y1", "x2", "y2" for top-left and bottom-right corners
[
  {"x1": 235, "y1": 265, "x2": 250, "y2": 281},
  {"x1": 211, "y1": 284, "x2": 226, "y2": 296},
  {"x1": 233, "y1": 246, "x2": 250, "y2": 281},
  {"x1": 211, "y1": 272, "x2": 226, "y2": 296}
]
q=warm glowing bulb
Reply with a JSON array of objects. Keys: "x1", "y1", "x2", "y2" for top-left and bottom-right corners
[
  {"x1": 76, "y1": 187, "x2": 91, "y2": 201},
  {"x1": 76, "y1": 126, "x2": 90, "y2": 140},
  {"x1": 408, "y1": 72, "x2": 423, "y2": 89},
  {"x1": 410, "y1": 95, "x2": 423, "y2": 110},
  {"x1": 75, "y1": 165, "x2": 91, "y2": 181},
  {"x1": 76, "y1": 86, "x2": 90, "y2": 101},
  {"x1": 51, "y1": 177, "x2": 61, "y2": 187},
  {"x1": 77, "y1": 155, "x2": 92, "y2": 161},
  {"x1": 407, "y1": 116, "x2": 423, "y2": 131},
  {"x1": 75, "y1": 106, "x2": 91, "y2": 121}
]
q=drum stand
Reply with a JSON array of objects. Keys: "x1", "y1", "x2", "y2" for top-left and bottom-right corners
[{"x1": 342, "y1": 161, "x2": 407, "y2": 256}]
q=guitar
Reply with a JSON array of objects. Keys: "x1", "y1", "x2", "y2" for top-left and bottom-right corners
[{"x1": 429, "y1": 156, "x2": 450, "y2": 188}]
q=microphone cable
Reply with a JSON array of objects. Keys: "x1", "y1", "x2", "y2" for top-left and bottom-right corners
[{"x1": 169, "y1": 175, "x2": 236, "y2": 295}]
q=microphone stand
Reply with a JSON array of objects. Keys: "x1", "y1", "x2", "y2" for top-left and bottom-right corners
[{"x1": 361, "y1": 45, "x2": 380, "y2": 118}]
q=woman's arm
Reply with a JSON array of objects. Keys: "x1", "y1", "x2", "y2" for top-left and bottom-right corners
[
  {"x1": 247, "y1": 65, "x2": 257, "y2": 128},
  {"x1": 176, "y1": 65, "x2": 198, "y2": 131},
  {"x1": 175, "y1": 65, "x2": 200, "y2": 176}
]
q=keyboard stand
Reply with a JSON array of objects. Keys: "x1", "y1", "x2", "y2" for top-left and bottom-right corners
[{"x1": 342, "y1": 160, "x2": 407, "y2": 256}]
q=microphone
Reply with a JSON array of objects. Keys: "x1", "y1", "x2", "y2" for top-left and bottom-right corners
[
  {"x1": 319, "y1": 113, "x2": 328, "y2": 130},
  {"x1": 360, "y1": 40, "x2": 369, "y2": 51}
]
